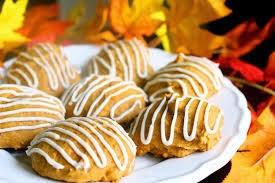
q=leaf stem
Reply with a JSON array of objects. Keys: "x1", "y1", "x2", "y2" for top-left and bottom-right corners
[
  {"x1": 227, "y1": 76, "x2": 275, "y2": 96},
  {"x1": 148, "y1": 37, "x2": 161, "y2": 48}
]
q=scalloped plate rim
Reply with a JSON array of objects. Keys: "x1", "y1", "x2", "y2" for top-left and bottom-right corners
[{"x1": 0, "y1": 44, "x2": 251, "y2": 183}]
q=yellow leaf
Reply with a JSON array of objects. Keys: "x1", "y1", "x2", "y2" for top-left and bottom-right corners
[
  {"x1": 66, "y1": 1, "x2": 87, "y2": 25},
  {"x1": 109, "y1": 0, "x2": 164, "y2": 39},
  {"x1": 0, "y1": 0, "x2": 29, "y2": 54},
  {"x1": 223, "y1": 97, "x2": 275, "y2": 183},
  {"x1": 65, "y1": 2, "x2": 116, "y2": 44},
  {"x1": 158, "y1": 0, "x2": 231, "y2": 57}
]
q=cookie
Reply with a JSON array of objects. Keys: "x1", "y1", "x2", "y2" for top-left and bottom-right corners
[
  {"x1": 5, "y1": 43, "x2": 81, "y2": 97},
  {"x1": 88, "y1": 38, "x2": 154, "y2": 87},
  {"x1": 129, "y1": 95, "x2": 224, "y2": 158},
  {"x1": 27, "y1": 116, "x2": 136, "y2": 182},
  {"x1": 144, "y1": 53, "x2": 224, "y2": 102},
  {"x1": 0, "y1": 84, "x2": 65, "y2": 149},
  {"x1": 61, "y1": 74, "x2": 147, "y2": 125}
]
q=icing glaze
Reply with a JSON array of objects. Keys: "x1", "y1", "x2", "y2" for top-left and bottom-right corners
[
  {"x1": 5, "y1": 43, "x2": 79, "y2": 91},
  {"x1": 144, "y1": 53, "x2": 224, "y2": 101},
  {"x1": 129, "y1": 96, "x2": 223, "y2": 145},
  {"x1": 88, "y1": 38, "x2": 151, "y2": 82},
  {"x1": 61, "y1": 74, "x2": 147, "y2": 121},
  {"x1": 0, "y1": 84, "x2": 65, "y2": 133},
  {"x1": 26, "y1": 117, "x2": 136, "y2": 171}
]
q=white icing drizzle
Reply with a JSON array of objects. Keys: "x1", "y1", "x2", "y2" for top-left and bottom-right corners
[
  {"x1": 129, "y1": 96, "x2": 223, "y2": 145},
  {"x1": 144, "y1": 78, "x2": 188, "y2": 101},
  {"x1": 144, "y1": 53, "x2": 224, "y2": 101},
  {"x1": 6, "y1": 43, "x2": 79, "y2": 91},
  {"x1": 88, "y1": 38, "x2": 151, "y2": 82},
  {"x1": 0, "y1": 123, "x2": 51, "y2": 133},
  {"x1": 26, "y1": 117, "x2": 136, "y2": 171},
  {"x1": 61, "y1": 75, "x2": 147, "y2": 122},
  {"x1": 27, "y1": 148, "x2": 64, "y2": 169},
  {"x1": 0, "y1": 84, "x2": 65, "y2": 133}
]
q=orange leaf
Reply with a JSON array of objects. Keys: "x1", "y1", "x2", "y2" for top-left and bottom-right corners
[
  {"x1": 18, "y1": 4, "x2": 73, "y2": 44},
  {"x1": 223, "y1": 96, "x2": 275, "y2": 183},
  {"x1": 109, "y1": 0, "x2": 163, "y2": 39},
  {"x1": 223, "y1": 18, "x2": 275, "y2": 58},
  {"x1": 17, "y1": 4, "x2": 59, "y2": 36},
  {"x1": 163, "y1": 0, "x2": 231, "y2": 57}
]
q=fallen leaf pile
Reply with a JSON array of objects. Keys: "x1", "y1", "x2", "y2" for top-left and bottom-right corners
[{"x1": 0, "y1": 1, "x2": 274, "y2": 182}]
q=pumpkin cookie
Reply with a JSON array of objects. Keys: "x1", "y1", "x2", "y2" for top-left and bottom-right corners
[
  {"x1": 61, "y1": 74, "x2": 147, "y2": 125},
  {"x1": 144, "y1": 53, "x2": 224, "y2": 102},
  {"x1": 88, "y1": 38, "x2": 154, "y2": 87},
  {"x1": 0, "y1": 84, "x2": 65, "y2": 149},
  {"x1": 5, "y1": 43, "x2": 81, "y2": 97},
  {"x1": 129, "y1": 95, "x2": 224, "y2": 158},
  {"x1": 27, "y1": 116, "x2": 136, "y2": 182}
]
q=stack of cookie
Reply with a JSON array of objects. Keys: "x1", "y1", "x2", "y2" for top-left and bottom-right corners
[{"x1": 0, "y1": 39, "x2": 225, "y2": 182}]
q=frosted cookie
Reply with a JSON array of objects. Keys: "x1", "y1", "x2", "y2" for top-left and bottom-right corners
[
  {"x1": 88, "y1": 38, "x2": 154, "y2": 87},
  {"x1": 0, "y1": 66, "x2": 4, "y2": 81},
  {"x1": 129, "y1": 95, "x2": 224, "y2": 158},
  {"x1": 27, "y1": 116, "x2": 136, "y2": 182},
  {"x1": 144, "y1": 53, "x2": 224, "y2": 102},
  {"x1": 0, "y1": 84, "x2": 65, "y2": 149},
  {"x1": 4, "y1": 43, "x2": 81, "y2": 97},
  {"x1": 61, "y1": 74, "x2": 147, "y2": 124}
]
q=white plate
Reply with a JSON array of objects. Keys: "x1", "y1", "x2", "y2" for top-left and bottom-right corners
[{"x1": 0, "y1": 45, "x2": 251, "y2": 183}]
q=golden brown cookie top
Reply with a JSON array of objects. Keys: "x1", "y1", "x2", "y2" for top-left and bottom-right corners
[
  {"x1": 26, "y1": 116, "x2": 136, "y2": 171},
  {"x1": 0, "y1": 84, "x2": 65, "y2": 134},
  {"x1": 88, "y1": 38, "x2": 154, "y2": 87},
  {"x1": 129, "y1": 95, "x2": 224, "y2": 146},
  {"x1": 4, "y1": 43, "x2": 81, "y2": 96},
  {"x1": 144, "y1": 53, "x2": 224, "y2": 102},
  {"x1": 61, "y1": 74, "x2": 147, "y2": 123}
]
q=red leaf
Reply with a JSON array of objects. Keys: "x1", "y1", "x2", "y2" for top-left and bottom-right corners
[
  {"x1": 27, "y1": 34, "x2": 56, "y2": 48},
  {"x1": 224, "y1": 18, "x2": 275, "y2": 57},
  {"x1": 257, "y1": 98, "x2": 271, "y2": 116},
  {"x1": 214, "y1": 56, "x2": 265, "y2": 82},
  {"x1": 264, "y1": 52, "x2": 275, "y2": 90},
  {"x1": 265, "y1": 51, "x2": 275, "y2": 79}
]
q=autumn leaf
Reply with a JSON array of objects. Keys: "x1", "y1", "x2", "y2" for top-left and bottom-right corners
[
  {"x1": 223, "y1": 18, "x2": 275, "y2": 58},
  {"x1": 27, "y1": 34, "x2": 56, "y2": 48},
  {"x1": 109, "y1": 0, "x2": 164, "y2": 40},
  {"x1": 156, "y1": 0, "x2": 231, "y2": 57},
  {"x1": 265, "y1": 51, "x2": 275, "y2": 90},
  {"x1": 214, "y1": 56, "x2": 265, "y2": 82},
  {"x1": 65, "y1": 2, "x2": 116, "y2": 44},
  {"x1": 0, "y1": 0, "x2": 29, "y2": 64},
  {"x1": 223, "y1": 97, "x2": 275, "y2": 183},
  {"x1": 17, "y1": 4, "x2": 73, "y2": 47}
]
